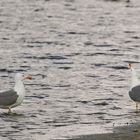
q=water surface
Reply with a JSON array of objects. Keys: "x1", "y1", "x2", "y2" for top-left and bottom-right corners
[{"x1": 0, "y1": 0, "x2": 140, "y2": 139}]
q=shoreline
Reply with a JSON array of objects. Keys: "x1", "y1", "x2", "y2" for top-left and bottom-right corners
[{"x1": 69, "y1": 124, "x2": 140, "y2": 140}]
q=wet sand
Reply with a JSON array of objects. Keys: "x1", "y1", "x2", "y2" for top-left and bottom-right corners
[{"x1": 69, "y1": 124, "x2": 140, "y2": 140}]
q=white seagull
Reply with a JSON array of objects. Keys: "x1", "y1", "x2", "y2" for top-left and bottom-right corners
[
  {"x1": 0, "y1": 73, "x2": 32, "y2": 113},
  {"x1": 128, "y1": 64, "x2": 140, "y2": 112}
]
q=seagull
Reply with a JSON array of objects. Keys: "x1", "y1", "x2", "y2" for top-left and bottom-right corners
[
  {"x1": 128, "y1": 64, "x2": 140, "y2": 112},
  {"x1": 0, "y1": 73, "x2": 32, "y2": 113}
]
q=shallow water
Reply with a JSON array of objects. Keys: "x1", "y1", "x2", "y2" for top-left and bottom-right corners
[{"x1": 0, "y1": 0, "x2": 140, "y2": 139}]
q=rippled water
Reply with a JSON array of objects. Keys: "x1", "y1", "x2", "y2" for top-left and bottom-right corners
[{"x1": 0, "y1": 0, "x2": 140, "y2": 139}]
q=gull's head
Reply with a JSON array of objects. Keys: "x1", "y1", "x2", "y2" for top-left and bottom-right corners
[{"x1": 15, "y1": 73, "x2": 32, "y2": 82}]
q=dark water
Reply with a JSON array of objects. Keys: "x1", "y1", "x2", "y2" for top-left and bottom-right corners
[{"x1": 0, "y1": 0, "x2": 140, "y2": 139}]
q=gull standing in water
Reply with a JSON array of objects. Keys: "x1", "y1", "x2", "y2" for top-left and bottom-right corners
[
  {"x1": 0, "y1": 73, "x2": 32, "y2": 113},
  {"x1": 128, "y1": 64, "x2": 140, "y2": 112}
]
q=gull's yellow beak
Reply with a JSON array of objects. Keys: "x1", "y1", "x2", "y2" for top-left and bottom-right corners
[{"x1": 23, "y1": 75, "x2": 32, "y2": 80}]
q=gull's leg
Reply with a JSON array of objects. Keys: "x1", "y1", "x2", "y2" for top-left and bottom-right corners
[
  {"x1": 136, "y1": 102, "x2": 139, "y2": 112},
  {"x1": 8, "y1": 107, "x2": 12, "y2": 114}
]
